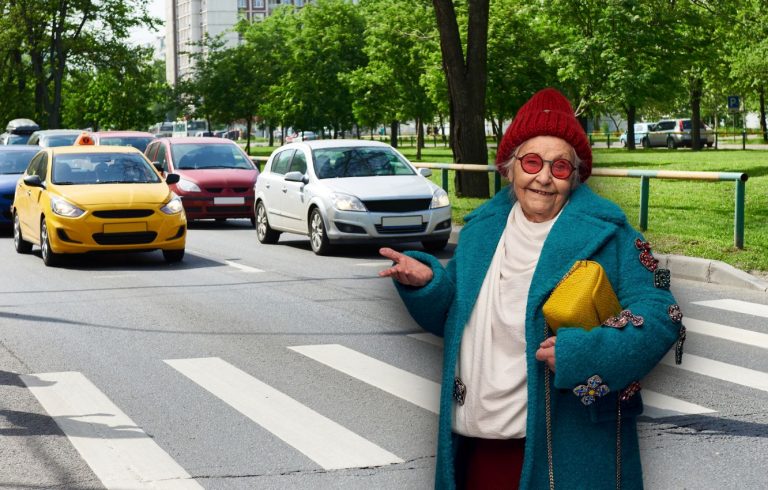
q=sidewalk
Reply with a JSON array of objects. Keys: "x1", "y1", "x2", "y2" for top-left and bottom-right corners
[{"x1": 448, "y1": 226, "x2": 768, "y2": 292}]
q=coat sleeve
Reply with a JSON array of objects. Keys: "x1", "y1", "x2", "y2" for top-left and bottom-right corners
[
  {"x1": 553, "y1": 223, "x2": 681, "y2": 393},
  {"x1": 393, "y1": 250, "x2": 456, "y2": 338}
]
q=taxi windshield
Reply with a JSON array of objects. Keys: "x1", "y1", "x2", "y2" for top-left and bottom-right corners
[{"x1": 52, "y1": 153, "x2": 161, "y2": 185}]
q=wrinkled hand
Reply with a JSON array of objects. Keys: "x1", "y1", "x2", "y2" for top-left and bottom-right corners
[
  {"x1": 535, "y1": 336, "x2": 556, "y2": 372},
  {"x1": 378, "y1": 247, "x2": 433, "y2": 287}
]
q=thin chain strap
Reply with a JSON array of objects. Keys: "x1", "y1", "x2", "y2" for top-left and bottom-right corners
[
  {"x1": 616, "y1": 398, "x2": 622, "y2": 490},
  {"x1": 544, "y1": 322, "x2": 555, "y2": 490}
]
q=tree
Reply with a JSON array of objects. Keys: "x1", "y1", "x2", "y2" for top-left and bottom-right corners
[{"x1": 9, "y1": 0, "x2": 155, "y2": 128}]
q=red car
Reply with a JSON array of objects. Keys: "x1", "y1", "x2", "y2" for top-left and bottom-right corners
[
  {"x1": 144, "y1": 137, "x2": 259, "y2": 224},
  {"x1": 91, "y1": 131, "x2": 156, "y2": 153}
]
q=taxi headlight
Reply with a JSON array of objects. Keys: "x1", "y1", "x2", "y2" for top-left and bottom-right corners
[
  {"x1": 161, "y1": 195, "x2": 184, "y2": 215},
  {"x1": 430, "y1": 188, "x2": 450, "y2": 209},
  {"x1": 177, "y1": 178, "x2": 201, "y2": 193},
  {"x1": 50, "y1": 195, "x2": 85, "y2": 217},
  {"x1": 331, "y1": 192, "x2": 367, "y2": 212}
]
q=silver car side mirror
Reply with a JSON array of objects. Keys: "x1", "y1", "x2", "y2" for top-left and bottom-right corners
[{"x1": 419, "y1": 168, "x2": 432, "y2": 178}]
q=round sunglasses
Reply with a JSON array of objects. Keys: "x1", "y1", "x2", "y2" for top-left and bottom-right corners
[{"x1": 513, "y1": 153, "x2": 575, "y2": 180}]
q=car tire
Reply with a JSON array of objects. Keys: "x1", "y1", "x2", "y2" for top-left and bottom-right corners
[
  {"x1": 13, "y1": 212, "x2": 32, "y2": 254},
  {"x1": 255, "y1": 201, "x2": 280, "y2": 244},
  {"x1": 641, "y1": 138, "x2": 650, "y2": 149},
  {"x1": 40, "y1": 218, "x2": 60, "y2": 267},
  {"x1": 309, "y1": 208, "x2": 332, "y2": 255},
  {"x1": 667, "y1": 138, "x2": 677, "y2": 150},
  {"x1": 163, "y1": 248, "x2": 185, "y2": 263},
  {"x1": 422, "y1": 238, "x2": 449, "y2": 252}
]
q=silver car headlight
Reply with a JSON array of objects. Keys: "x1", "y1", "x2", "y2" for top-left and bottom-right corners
[
  {"x1": 50, "y1": 195, "x2": 85, "y2": 217},
  {"x1": 161, "y1": 194, "x2": 184, "y2": 215},
  {"x1": 177, "y1": 178, "x2": 201, "y2": 193},
  {"x1": 331, "y1": 192, "x2": 367, "y2": 212},
  {"x1": 430, "y1": 188, "x2": 450, "y2": 209}
]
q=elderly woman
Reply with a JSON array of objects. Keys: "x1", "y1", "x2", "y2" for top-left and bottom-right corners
[{"x1": 380, "y1": 88, "x2": 686, "y2": 489}]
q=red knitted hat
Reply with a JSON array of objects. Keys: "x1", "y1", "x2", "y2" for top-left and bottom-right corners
[{"x1": 495, "y1": 88, "x2": 592, "y2": 182}]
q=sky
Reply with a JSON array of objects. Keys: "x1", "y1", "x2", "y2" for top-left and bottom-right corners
[{"x1": 128, "y1": 0, "x2": 166, "y2": 46}]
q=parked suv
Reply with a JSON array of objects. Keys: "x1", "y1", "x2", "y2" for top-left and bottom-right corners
[{"x1": 644, "y1": 118, "x2": 714, "y2": 149}]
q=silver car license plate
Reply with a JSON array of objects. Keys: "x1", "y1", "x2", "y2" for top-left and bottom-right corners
[{"x1": 381, "y1": 216, "x2": 422, "y2": 227}]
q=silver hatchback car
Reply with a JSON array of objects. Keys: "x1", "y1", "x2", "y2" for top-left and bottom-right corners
[{"x1": 254, "y1": 140, "x2": 452, "y2": 255}]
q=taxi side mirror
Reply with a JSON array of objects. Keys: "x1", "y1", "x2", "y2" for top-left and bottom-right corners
[
  {"x1": 153, "y1": 162, "x2": 163, "y2": 172},
  {"x1": 23, "y1": 175, "x2": 44, "y2": 188},
  {"x1": 165, "y1": 173, "x2": 180, "y2": 185}
]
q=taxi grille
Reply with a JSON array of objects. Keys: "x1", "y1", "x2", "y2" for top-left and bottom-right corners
[
  {"x1": 92, "y1": 232, "x2": 157, "y2": 245},
  {"x1": 363, "y1": 199, "x2": 431, "y2": 212},
  {"x1": 93, "y1": 210, "x2": 154, "y2": 219}
]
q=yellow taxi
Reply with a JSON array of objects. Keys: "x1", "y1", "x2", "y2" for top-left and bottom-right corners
[{"x1": 12, "y1": 133, "x2": 186, "y2": 266}]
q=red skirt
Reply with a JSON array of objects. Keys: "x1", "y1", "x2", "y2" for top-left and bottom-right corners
[{"x1": 455, "y1": 435, "x2": 526, "y2": 490}]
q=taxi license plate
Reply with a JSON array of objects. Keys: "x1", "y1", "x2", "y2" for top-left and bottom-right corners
[
  {"x1": 103, "y1": 222, "x2": 147, "y2": 233},
  {"x1": 381, "y1": 216, "x2": 422, "y2": 227},
  {"x1": 214, "y1": 197, "x2": 245, "y2": 205}
]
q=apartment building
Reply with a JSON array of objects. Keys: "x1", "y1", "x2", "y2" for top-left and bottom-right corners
[{"x1": 166, "y1": 0, "x2": 310, "y2": 85}]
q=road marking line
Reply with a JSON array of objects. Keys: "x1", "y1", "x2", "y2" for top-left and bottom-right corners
[
  {"x1": 407, "y1": 333, "x2": 444, "y2": 348},
  {"x1": 684, "y1": 317, "x2": 768, "y2": 350},
  {"x1": 223, "y1": 260, "x2": 264, "y2": 273},
  {"x1": 20, "y1": 371, "x2": 202, "y2": 490},
  {"x1": 289, "y1": 344, "x2": 441, "y2": 414},
  {"x1": 165, "y1": 357, "x2": 402, "y2": 470},
  {"x1": 661, "y1": 352, "x2": 768, "y2": 392},
  {"x1": 693, "y1": 299, "x2": 768, "y2": 318},
  {"x1": 641, "y1": 389, "x2": 716, "y2": 418}
]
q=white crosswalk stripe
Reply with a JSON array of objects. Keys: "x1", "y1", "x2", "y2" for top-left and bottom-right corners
[
  {"x1": 683, "y1": 317, "x2": 768, "y2": 349},
  {"x1": 289, "y1": 344, "x2": 441, "y2": 414},
  {"x1": 165, "y1": 357, "x2": 403, "y2": 470},
  {"x1": 661, "y1": 352, "x2": 768, "y2": 392},
  {"x1": 693, "y1": 298, "x2": 768, "y2": 318},
  {"x1": 20, "y1": 371, "x2": 203, "y2": 490}
]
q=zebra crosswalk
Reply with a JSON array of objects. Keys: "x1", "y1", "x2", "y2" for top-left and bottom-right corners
[{"x1": 19, "y1": 297, "x2": 768, "y2": 489}]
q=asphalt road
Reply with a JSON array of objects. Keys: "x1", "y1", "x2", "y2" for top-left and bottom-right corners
[{"x1": 1, "y1": 220, "x2": 766, "y2": 489}]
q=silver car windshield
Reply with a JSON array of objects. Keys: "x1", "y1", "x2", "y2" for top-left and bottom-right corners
[
  {"x1": 312, "y1": 147, "x2": 415, "y2": 179},
  {"x1": 52, "y1": 153, "x2": 161, "y2": 184}
]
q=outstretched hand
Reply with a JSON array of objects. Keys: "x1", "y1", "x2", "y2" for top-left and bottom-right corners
[
  {"x1": 535, "y1": 336, "x2": 556, "y2": 372},
  {"x1": 378, "y1": 247, "x2": 434, "y2": 287}
]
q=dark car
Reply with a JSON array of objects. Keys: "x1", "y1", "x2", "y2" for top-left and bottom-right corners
[
  {"x1": 0, "y1": 145, "x2": 40, "y2": 225},
  {"x1": 27, "y1": 129, "x2": 83, "y2": 148},
  {"x1": 1, "y1": 119, "x2": 40, "y2": 145},
  {"x1": 144, "y1": 138, "x2": 260, "y2": 224},
  {"x1": 91, "y1": 131, "x2": 156, "y2": 153}
]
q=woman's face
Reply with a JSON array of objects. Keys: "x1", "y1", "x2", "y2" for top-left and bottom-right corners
[{"x1": 508, "y1": 136, "x2": 577, "y2": 223}]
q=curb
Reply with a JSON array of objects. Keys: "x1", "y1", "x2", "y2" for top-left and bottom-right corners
[{"x1": 449, "y1": 226, "x2": 768, "y2": 292}]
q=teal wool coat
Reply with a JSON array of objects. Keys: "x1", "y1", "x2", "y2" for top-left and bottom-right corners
[{"x1": 395, "y1": 185, "x2": 680, "y2": 489}]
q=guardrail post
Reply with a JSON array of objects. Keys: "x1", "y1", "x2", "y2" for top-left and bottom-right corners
[
  {"x1": 735, "y1": 179, "x2": 745, "y2": 249},
  {"x1": 494, "y1": 171, "x2": 501, "y2": 195},
  {"x1": 742, "y1": 130, "x2": 747, "y2": 150},
  {"x1": 639, "y1": 176, "x2": 650, "y2": 231},
  {"x1": 606, "y1": 132, "x2": 611, "y2": 149},
  {"x1": 442, "y1": 169, "x2": 449, "y2": 192}
]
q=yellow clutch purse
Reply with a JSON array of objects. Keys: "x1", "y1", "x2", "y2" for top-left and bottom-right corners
[{"x1": 543, "y1": 260, "x2": 621, "y2": 333}]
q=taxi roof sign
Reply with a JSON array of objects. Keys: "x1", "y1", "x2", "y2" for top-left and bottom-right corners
[{"x1": 73, "y1": 131, "x2": 94, "y2": 146}]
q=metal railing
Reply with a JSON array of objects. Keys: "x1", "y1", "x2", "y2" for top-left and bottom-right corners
[{"x1": 411, "y1": 162, "x2": 749, "y2": 249}]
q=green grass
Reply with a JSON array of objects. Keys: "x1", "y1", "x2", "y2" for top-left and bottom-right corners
[{"x1": 250, "y1": 144, "x2": 768, "y2": 272}]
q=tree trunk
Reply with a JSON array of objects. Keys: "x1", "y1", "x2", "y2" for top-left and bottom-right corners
[
  {"x1": 760, "y1": 86, "x2": 767, "y2": 143},
  {"x1": 416, "y1": 117, "x2": 423, "y2": 160},
  {"x1": 433, "y1": 0, "x2": 490, "y2": 198},
  {"x1": 390, "y1": 120, "x2": 398, "y2": 147},
  {"x1": 690, "y1": 77, "x2": 703, "y2": 151},
  {"x1": 245, "y1": 118, "x2": 252, "y2": 155},
  {"x1": 626, "y1": 105, "x2": 636, "y2": 151},
  {"x1": 268, "y1": 123, "x2": 274, "y2": 147}
]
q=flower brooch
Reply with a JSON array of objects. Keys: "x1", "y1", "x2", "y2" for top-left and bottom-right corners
[
  {"x1": 635, "y1": 238, "x2": 659, "y2": 272},
  {"x1": 602, "y1": 309, "x2": 644, "y2": 329},
  {"x1": 573, "y1": 374, "x2": 610, "y2": 406}
]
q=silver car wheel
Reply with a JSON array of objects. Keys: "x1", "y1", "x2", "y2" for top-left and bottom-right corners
[
  {"x1": 255, "y1": 202, "x2": 280, "y2": 244},
  {"x1": 309, "y1": 209, "x2": 331, "y2": 255}
]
